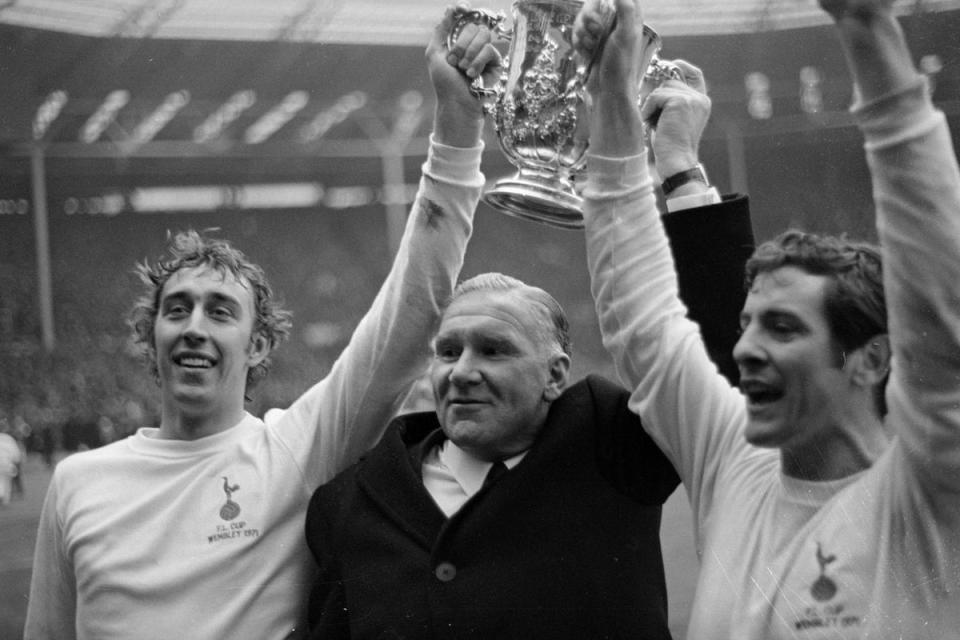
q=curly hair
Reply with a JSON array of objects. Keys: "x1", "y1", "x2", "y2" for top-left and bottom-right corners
[
  {"x1": 745, "y1": 230, "x2": 887, "y2": 413},
  {"x1": 128, "y1": 230, "x2": 293, "y2": 396},
  {"x1": 446, "y1": 272, "x2": 572, "y2": 356}
]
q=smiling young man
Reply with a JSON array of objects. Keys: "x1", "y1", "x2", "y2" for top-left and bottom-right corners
[
  {"x1": 736, "y1": 235, "x2": 890, "y2": 478},
  {"x1": 578, "y1": 0, "x2": 960, "y2": 637},
  {"x1": 153, "y1": 263, "x2": 274, "y2": 437},
  {"x1": 24, "y1": 11, "x2": 501, "y2": 640}
]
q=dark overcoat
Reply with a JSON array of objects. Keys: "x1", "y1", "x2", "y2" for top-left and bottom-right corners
[{"x1": 305, "y1": 195, "x2": 754, "y2": 639}]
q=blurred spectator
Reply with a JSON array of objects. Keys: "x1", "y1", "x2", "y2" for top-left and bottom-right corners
[
  {"x1": 62, "y1": 413, "x2": 100, "y2": 451},
  {"x1": 97, "y1": 415, "x2": 117, "y2": 446},
  {"x1": 0, "y1": 420, "x2": 22, "y2": 506},
  {"x1": 40, "y1": 425, "x2": 57, "y2": 469},
  {"x1": 11, "y1": 414, "x2": 29, "y2": 498}
]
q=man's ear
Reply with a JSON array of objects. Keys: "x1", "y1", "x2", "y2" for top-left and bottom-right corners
[
  {"x1": 247, "y1": 333, "x2": 270, "y2": 367},
  {"x1": 543, "y1": 353, "x2": 572, "y2": 402},
  {"x1": 850, "y1": 334, "x2": 890, "y2": 387}
]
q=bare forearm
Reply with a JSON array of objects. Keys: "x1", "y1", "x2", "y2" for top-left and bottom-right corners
[{"x1": 433, "y1": 103, "x2": 485, "y2": 148}]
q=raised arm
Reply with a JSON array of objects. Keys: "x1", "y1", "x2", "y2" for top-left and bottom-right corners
[
  {"x1": 824, "y1": 0, "x2": 960, "y2": 491},
  {"x1": 820, "y1": 0, "x2": 917, "y2": 105},
  {"x1": 648, "y1": 60, "x2": 754, "y2": 386},
  {"x1": 573, "y1": 0, "x2": 751, "y2": 514},
  {"x1": 271, "y1": 9, "x2": 502, "y2": 483}
]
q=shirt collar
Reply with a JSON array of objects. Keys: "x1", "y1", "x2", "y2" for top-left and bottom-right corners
[{"x1": 437, "y1": 439, "x2": 527, "y2": 497}]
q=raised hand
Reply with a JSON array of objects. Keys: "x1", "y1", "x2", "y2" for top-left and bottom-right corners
[
  {"x1": 426, "y1": 4, "x2": 503, "y2": 147},
  {"x1": 640, "y1": 60, "x2": 712, "y2": 181},
  {"x1": 818, "y1": 0, "x2": 917, "y2": 104},
  {"x1": 573, "y1": 0, "x2": 647, "y2": 157}
]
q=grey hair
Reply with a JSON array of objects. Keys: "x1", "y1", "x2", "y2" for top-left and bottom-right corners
[{"x1": 446, "y1": 272, "x2": 572, "y2": 356}]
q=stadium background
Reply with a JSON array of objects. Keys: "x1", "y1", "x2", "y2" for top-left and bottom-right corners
[{"x1": 1, "y1": 1, "x2": 958, "y2": 637}]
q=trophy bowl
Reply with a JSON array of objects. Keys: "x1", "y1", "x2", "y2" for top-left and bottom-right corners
[{"x1": 450, "y1": 0, "x2": 671, "y2": 229}]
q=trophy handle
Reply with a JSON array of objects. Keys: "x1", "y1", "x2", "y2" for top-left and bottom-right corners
[
  {"x1": 638, "y1": 56, "x2": 684, "y2": 108},
  {"x1": 447, "y1": 7, "x2": 511, "y2": 104},
  {"x1": 645, "y1": 58, "x2": 683, "y2": 91}
]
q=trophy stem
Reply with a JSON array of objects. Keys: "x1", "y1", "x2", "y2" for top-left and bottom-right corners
[{"x1": 483, "y1": 168, "x2": 584, "y2": 229}]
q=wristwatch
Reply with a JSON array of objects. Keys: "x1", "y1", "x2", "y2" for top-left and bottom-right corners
[{"x1": 661, "y1": 164, "x2": 709, "y2": 197}]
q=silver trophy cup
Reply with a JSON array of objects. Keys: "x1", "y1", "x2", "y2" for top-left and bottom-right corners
[{"x1": 450, "y1": 0, "x2": 675, "y2": 229}]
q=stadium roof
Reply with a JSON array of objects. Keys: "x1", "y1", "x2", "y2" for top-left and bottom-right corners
[
  {"x1": 1, "y1": 0, "x2": 957, "y2": 169},
  {"x1": 2, "y1": 0, "x2": 959, "y2": 43}
]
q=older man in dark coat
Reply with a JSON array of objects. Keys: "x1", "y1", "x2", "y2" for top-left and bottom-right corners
[
  {"x1": 304, "y1": 187, "x2": 752, "y2": 639},
  {"x1": 304, "y1": 5, "x2": 753, "y2": 635}
]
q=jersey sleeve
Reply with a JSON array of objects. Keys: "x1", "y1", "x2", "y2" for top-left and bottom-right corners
[
  {"x1": 267, "y1": 137, "x2": 484, "y2": 487},
  {"x1": 582, "y1": 152, "x2": 752, "y2": 536}
]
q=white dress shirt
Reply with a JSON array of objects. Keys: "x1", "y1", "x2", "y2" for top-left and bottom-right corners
[{"x1": 422, "y1": 441, "x2": 526, "y2": 517}]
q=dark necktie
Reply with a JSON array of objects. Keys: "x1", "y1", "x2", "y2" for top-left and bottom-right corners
[{"x1": 482, "y1": 460, "x2": 509, "y2": 489}]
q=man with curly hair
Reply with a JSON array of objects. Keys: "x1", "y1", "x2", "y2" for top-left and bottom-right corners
[
  {"x1": 128, "y1": 230, "x2": 295, "y2": 406},
  {"x1": 577, "y1": 0, "x2": 960, "y2": 636},
  {"x1": 25, "y1": 10, "x2": 501, "y2": 640}
]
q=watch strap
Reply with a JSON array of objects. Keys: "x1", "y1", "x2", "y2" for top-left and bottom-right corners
[{"x1": 661, "y1": 164, "x2": 709, "y2": 197}]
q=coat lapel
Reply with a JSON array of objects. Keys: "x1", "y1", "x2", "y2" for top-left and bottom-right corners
[{"x1": 355, "y1": 413, "x2": 448, "y2": 549}]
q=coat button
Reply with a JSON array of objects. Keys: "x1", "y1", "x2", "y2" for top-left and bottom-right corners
[{"x1": 434, "y1": 562, "x2": 457, "y2": 582}]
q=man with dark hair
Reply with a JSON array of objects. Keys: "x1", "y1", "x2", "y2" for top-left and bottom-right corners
[
  {"x1": 303, "y1": 60, "x2": 755, "y2": 640},
  {"x1": 577, "y1": 0, "x2": 960, "y2": 636},
  {"x1": 25, "y1": 10, "x2": 501, "y2": 639},
  {"x1": 744, "y1": 230, "x2": 889, "y2": 415}
]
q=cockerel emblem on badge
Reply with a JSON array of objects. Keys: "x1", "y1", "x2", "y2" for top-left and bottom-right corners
[
  {"x1": 810, "y1": 542, "x2": 838, "y2": 602},
  {"x1": 219, "y1": 476, "x2": 241, "y2": 521}
]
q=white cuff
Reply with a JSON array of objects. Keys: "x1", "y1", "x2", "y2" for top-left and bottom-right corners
[
  {"x1": 665, "y1": 187, "x2": 722, "y2": 213},
  {"x1": 422, "y1": 134, "x2": 485, "y2": 188}
]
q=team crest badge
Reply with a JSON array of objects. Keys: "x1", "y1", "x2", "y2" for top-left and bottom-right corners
[
  {"x1": 219, "y1": 476, "x2": 241, "y2": 521},
  {"x1": 810, "y1": 542, "x2": 838, "y2": 602}
]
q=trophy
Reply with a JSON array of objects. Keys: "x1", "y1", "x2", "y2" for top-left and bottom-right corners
[{"x1": 450, "y1": 0, "x2": 678, "y2": 229}]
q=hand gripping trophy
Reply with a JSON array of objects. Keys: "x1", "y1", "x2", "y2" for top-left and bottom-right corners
[{"x1": 450, "y1": 0, "x2": 679, "y2": 228}]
